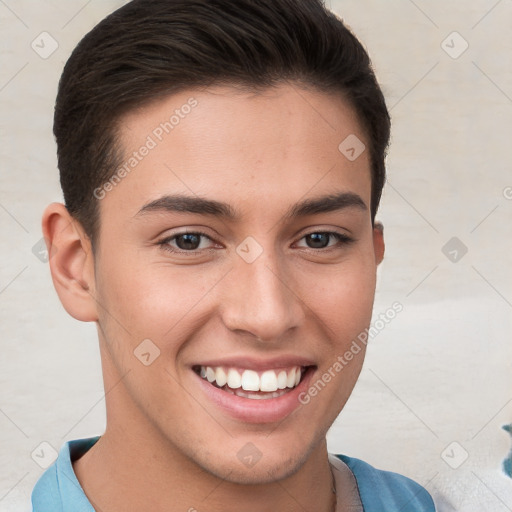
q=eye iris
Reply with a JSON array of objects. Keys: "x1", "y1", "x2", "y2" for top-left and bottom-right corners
[
  {"x1": 307, "y1": 233, "x2": 330, "y2": 249},
  {"x1": 176, "y1": 233, "x2": 201, "y2": 250}
]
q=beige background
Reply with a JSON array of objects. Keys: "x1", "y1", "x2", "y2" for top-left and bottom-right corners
[{"x1": 1, "y1": 1, "x2": 511, "y2": 510}]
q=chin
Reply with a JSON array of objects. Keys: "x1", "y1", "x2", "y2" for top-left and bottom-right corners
[
  {"x1": 204, "y1": 452, "x2": 308, "y2": 485},
  {"x1": 185, "y1": 433, "x2": 319, "y2": 486}
]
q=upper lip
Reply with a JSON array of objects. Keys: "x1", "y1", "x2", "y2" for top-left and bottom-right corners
[{"x1": 193, "y1": 355, "x2": 316, "y2": 371}]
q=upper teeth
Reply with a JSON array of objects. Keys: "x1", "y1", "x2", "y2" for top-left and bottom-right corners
[{"x1": 199, "y1": 366, "x2": 302, "y2": 392}]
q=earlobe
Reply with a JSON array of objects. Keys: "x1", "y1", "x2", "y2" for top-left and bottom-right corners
[
  {"x1": 41, "y1": 203, "x2": 98, "y2": 322},
  {"x1": 373, "y1": 221, "x2": 385, "y2": 265}
]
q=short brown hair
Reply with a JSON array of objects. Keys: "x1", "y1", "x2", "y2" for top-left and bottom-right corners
[{"x1": 54, "y1": 0, "x2": 390, "y2": 249}]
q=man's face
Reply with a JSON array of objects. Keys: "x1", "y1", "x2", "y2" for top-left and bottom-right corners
[{"x1": 90, "y1": 84, "x2": 382, "y2": 483}]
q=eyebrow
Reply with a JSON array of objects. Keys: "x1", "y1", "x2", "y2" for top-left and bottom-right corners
[{"x1": 135, "y1": 191, "x2": 367, "y2": 220}]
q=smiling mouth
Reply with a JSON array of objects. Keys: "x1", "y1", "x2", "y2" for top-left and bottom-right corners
[{"x1": 193, "y1": 365, "x2": 314, "y2": 400}]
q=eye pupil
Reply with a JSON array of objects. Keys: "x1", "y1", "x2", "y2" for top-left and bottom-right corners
[
  {"x1": 307, "y1": 233, "x2": 330, "y2": 249},
  {"x1": 177, "y1": 233, "x2": 201, "y2": 250}
]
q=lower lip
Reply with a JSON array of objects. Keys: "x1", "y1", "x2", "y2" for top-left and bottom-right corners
[{"x1": 194, "y1": 368, "x2": 315, "y2": 424}]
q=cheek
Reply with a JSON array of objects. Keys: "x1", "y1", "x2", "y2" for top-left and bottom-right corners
[
  {"x1": 95, "y1": 253, "x2": 224, "y2": 344},
  {"x1": 303, "y1": 250, "x2": 377, "y2": 342}
]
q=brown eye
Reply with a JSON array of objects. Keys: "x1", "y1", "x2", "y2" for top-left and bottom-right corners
[
  {"x1": 174, "y1": 233, "x2": 202, "y2": 251},
  {"x1": 305, "y1": 233, "x2": 330, "y2": 249},
  {"x1": 298, "y1": 232, "x2": 354, "y2": 250},
  {"x1": 158, "y1": 231, "x2": 215, "y2": 255}
]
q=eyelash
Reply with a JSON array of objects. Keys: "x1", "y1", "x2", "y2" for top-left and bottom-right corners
[{"x1": 157, "y1": 230, "x2": 354, "y2": 256}]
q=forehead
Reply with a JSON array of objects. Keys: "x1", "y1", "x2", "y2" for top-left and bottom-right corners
[
  {"x1": 103, "y1": 83, "x2": 371, "y2": 222},
  {"x1": 119, "y1": 83, "x2": 366, "y2": 151}
]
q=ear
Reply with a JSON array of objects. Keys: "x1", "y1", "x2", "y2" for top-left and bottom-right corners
[
  {"x1": 41, "y1": 203, "x2": 98, "y2": 322},
  {"x1": 373, "y1": 221, "x2": 385, "y2": 265}
]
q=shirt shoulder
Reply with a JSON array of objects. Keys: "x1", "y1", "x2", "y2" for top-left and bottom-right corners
[
  {"x1": 334, "y1": 454, "x2": 436, "y2": 511},
  {"x1": 31, "y1": 462, "x2": 62, "y2": 512},
  {"x1": 31, "y1": 437, "x2": 100, "y2": 512}
]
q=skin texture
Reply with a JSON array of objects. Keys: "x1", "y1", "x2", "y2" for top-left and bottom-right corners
[{"x1": 43, "y1": 83, "x2": 385, "y2": 512}]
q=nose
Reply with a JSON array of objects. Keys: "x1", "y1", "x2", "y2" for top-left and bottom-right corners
[{"x1": 220, "y1": 247, "x2": 305, "y2": 343}]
